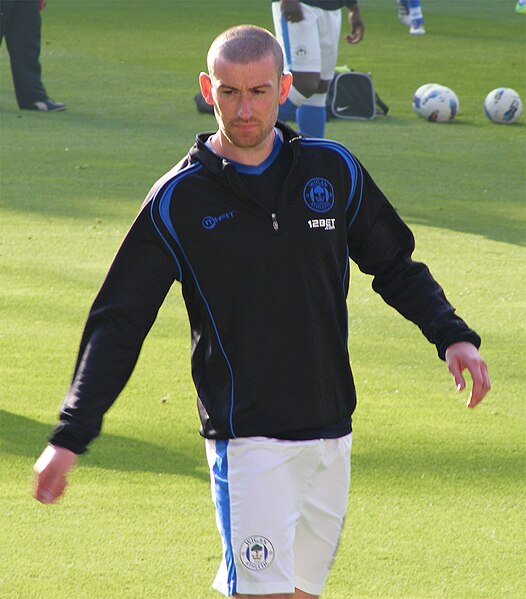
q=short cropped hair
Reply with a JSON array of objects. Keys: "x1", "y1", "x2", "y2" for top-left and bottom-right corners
[{"x1": 207, "y1": 25, "x2": 284, "y2": 78}]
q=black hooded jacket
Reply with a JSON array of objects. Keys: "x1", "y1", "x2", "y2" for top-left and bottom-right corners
[{"x1": 50, "y1": 123, "x2": 480, "y2": 454}]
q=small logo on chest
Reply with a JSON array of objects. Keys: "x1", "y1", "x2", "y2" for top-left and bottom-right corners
[{"x1": 202, "y1": 211, "x2": 235, "y2": 230}]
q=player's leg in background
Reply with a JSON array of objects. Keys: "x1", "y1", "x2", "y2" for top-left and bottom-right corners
[
  {"x1": 397, "y1": 0, "x2": 425, "y2": 35},
  {"x1": 272, "y1": 2, "x2": 325, "y2": 135},
  {"x1": 296, "y1": 7, "x2": 341, "y2": 138},
  {"x1": 397, "y1": 0, "x2": 411, "y2": 25},
  {"x1": 296, "y1": 90, "x2": 327, "y2": 138},
  {"x1": 408, "y1": 0, "x2": 425, "y2": 35},
  {"x1": 2, "y1": 0, "x2": 48, "y2": 108}
]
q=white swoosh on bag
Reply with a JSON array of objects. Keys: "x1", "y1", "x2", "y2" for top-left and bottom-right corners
[{"x1": 336, "y1": 105, "x2": 351, "y2": 112}]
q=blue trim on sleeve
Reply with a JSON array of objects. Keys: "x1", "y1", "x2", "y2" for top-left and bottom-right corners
[
  {"x1": 149, "y1": 163, "x2": 203, "y2": 281},
  {"x1": 150, "y1": 165, "x2": 237, "y2": 437},
  {"x1": 149, "y1": 200, "x2": 184, "y2": 283}
]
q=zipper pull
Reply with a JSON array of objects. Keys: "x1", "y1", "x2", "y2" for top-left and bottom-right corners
[{"x1": 271, "y1": 213, "x2": 279, "y2": 232}]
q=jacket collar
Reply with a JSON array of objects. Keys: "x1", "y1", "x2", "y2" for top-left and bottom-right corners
[{"x1": 188, "y1": 121, "x2": 301, "y2": 177}]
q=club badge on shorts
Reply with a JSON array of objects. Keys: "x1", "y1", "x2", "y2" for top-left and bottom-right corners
[{"x1": 239, "y1": 536, "x2": 275, "y2": 571}]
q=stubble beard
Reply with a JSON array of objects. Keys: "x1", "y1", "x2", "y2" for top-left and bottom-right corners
[{"x1": 223, "y1": 120, "x2": 274, "y2": 150}]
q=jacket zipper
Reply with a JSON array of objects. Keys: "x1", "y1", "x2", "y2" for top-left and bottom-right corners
[{"x1": 270, "y1": 138, "x2": 301, "y2": 234}]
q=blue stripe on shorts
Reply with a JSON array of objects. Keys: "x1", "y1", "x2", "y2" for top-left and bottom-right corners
[{"x1": 213, "y1": 440, "x2": 236, "y2": 595}]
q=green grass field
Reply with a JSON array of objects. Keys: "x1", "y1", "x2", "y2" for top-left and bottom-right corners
[{"x1": 1, "y1": 1, "x2": 525, "y2": 597}]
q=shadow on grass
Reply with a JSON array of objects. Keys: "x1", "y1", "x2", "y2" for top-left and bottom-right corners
[
  {"x1": 331, "y1": 116, "x2": 526, "y2": 247},
  {"x1": 4, "y1": 409, "x2": 519, "y2": 487},
  {"x1": 0, "y1": 409, "x2": 208, "y2": 482},
  {"x1": 351, "y1": 441, "x2": 522, "y2": 487},
  {"x1": 2, "y1": 107, "x2": 524, "y2": 247}
]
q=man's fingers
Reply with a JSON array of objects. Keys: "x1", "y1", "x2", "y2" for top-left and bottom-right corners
[
  {"x1": 467, "y1": 362, "x2": 491, "y2": 409},
  {"x1": 35, "y1": 469, "x2": 59, "y2": 503},
  {"x1": 454, "y1": 374, "x2": 466, "y2": 392},
  {"x1": 445, "y1": 343, "x2": 491, "y2": 409},
  {"x1": 448, "y1": 359, "x2": 465, "y2": 392},
  {"x1": 35, "y1": 469, "x2": 67, "y2": 504},
  {"x1": 33, "y1": 445, "x2": 77, "y2": 504}
]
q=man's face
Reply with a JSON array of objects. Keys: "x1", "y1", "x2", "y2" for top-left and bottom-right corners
[{"x1": 200, "y1": 54, "x2": 291, "y2": 151}]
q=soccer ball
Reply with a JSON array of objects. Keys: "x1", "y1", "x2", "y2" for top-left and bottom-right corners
[
  {"x1": 412, "y1": 83, "x2": 442, "y2": 112},
  {"x1": 413, "y1": 84, "x2": 459, "y2": 122},
  {"x1": 413, "y1": 83, "x2": 442, "y2": 103},
  {"x1": 484, "y1": 88, "x2": 523, "y2": 124}
]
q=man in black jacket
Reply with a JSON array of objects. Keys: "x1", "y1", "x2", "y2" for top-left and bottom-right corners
[{"x1": 34, "y1": 24, "x2": 490, "y2": 599}]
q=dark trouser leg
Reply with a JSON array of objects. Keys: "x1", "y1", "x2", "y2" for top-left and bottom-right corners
[{"x1": 1, "y1": 0, "x2": 47, "y2": 108}]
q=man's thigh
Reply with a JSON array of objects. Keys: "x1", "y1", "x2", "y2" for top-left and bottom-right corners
[{"x1": 272, "y1": 2, "x2": 322, "y2": 73}]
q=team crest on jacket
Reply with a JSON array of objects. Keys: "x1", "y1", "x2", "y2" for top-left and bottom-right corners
[
  {"x1": 303, "y1": 178, "x2": 334, "y2": 213},
  {"x1": 240, "y1": 536, "x2": 275, "y2": 571}
]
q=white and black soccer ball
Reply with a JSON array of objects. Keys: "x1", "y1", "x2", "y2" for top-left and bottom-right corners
[
  {"x1": 484, "y1": 88, "x2": 523, "y2": 124},
  {"x1": 413, "y1": 84, "x2": 459, "y2": 123}
]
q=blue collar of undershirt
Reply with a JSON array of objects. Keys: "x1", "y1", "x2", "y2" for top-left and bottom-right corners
[{"x1": 224, "y1": 129, "x2": 284, "y2": 175}]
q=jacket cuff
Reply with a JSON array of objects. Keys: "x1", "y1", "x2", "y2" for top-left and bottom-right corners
[
  {"x1": 49, "y1": 422, "x2": 90, "y2": 455},
  {"x1": 437, "y1": 330, "x2": 481, "y2": 361}
]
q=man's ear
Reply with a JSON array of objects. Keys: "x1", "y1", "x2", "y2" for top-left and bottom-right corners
[
  {"x1": 279, "y1": 72, "x2": 293, "y2": 104},
  {"x1": 199, "y1": 72, "x2": 215, "y2": 106}
]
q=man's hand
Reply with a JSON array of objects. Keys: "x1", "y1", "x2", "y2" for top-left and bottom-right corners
[
  {"x1": 33, "y1": 444, "x2": 77, "y2": 504},
  {"x1": 445, "y1": 342, "x2": 491, "y2": 409},
  {"x1": 346, "y1": 6, "x2": 365, "y2": 44},
  {"x1": 280, "y1": 0, "x2": 304, "y2": 23}
]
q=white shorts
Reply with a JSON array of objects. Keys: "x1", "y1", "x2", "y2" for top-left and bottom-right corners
[
  {"x1": 272, "y1": 2, "x2": 342, "y2": 80},
  {"x1": 206, "y1": 434, "x2": 352, "y2": 596}
]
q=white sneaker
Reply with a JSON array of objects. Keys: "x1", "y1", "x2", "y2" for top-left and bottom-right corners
[{"x1": 410, "y1": 18, "x2": 426, "y2": 35}]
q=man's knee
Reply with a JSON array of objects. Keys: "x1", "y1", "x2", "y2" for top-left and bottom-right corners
[
  {"x1": 290, "y1": 71, "x2": 321, "y2": 98},
  {"x1": 317, "y1": 79, "x2": 330, "y2": 94}
]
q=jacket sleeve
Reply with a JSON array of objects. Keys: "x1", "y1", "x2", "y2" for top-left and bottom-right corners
[
  {"x1": 346, "y1": 162, "x2": 481, "y2": 359},
  {"x1": 49, "y1": 205, "x2": 179, "y2": 454}
]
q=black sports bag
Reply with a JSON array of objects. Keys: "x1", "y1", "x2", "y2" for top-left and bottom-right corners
[{"x1": 326, "y1": 69, "x2": 389, "y2": 120}]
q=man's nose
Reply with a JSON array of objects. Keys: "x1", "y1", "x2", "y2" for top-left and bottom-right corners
[{"x1": 237, "y1": 96, "x2": 253, "y2": 119}]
